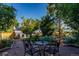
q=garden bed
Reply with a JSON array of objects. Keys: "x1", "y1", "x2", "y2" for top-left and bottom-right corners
[
  {"x1": 66, "y1": 44, "x2": 79, "y2": 48},
  {"x1": 0, "y1": 39, "x2": 13, "y2": 52},
  {"x1": 0, "y1": 47, "x2": 10, "y2": 52}
]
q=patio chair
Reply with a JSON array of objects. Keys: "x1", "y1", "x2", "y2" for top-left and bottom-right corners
[{"x1": 23, "y1": 40, "x2": 42, "y2": 56}]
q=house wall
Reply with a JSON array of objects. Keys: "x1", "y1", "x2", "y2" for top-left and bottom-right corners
[{"x1": 0, "y1": 32, "x2": 15, "y2": 39}]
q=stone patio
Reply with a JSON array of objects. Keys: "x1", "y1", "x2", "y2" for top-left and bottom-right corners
[{"x1": 0, "y1": 39, "x2": 79, "y2": 56}]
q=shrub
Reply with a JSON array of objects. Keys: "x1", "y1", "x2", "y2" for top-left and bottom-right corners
[
  {"x1": 64, "y1": 36, "x2": 79, "y2": 45},
  {"x1": 0, "y1": 39, "x2": 13, "y2": 49},
  {"x1": 38, "y1": 35, "x2": 54, "y2": 42},
  {"x1": 30, "y1": 35, "x2": 40, "y2": 42},
  {"x1": 23, "y1": 35, "x2": 54, "y2": 43}
]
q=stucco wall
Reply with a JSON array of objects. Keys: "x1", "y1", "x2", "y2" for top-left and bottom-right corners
[{"x1": 0, "y1": 32, "x2": 15, "y2": 39}]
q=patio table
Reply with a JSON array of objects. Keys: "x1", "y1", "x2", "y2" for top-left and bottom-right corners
[{"x1": 34, "y1": 41, "x2": 49, "y2": 56}]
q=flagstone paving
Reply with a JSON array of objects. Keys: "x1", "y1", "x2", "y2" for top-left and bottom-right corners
[
  {"x1": 0, "y1": 39, "x2": 25, "y2": 56},
  {"x1": 59, "y1": 45, "x2": 79, "y2": 56}
]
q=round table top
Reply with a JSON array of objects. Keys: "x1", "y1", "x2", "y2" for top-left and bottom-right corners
[{"x1": 35, "y1": 41, "x2": 48, "y2": 45}]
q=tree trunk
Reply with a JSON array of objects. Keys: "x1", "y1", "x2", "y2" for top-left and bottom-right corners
[{"x1": 29, "y1": 33, "x2": 33, "y2": 55}]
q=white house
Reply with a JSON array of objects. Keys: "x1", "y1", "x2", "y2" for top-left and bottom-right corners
[{"x1": 13, "y1": 26, "x2": 26, "y2": 39}]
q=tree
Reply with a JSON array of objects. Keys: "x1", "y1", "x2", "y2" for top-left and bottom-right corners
[
  {"x1": 48, "y1": 3, "x2": 79, "y2": 31},
  {"x1": 47, "y1": 3, "x2": 79, "y2": 44},
  {"x1": 13, "y1": 19, "x2": 19, "y2": 27},
  {"x1": 6, "y1": 19, "x2": 19, "y2": 32},
  {"x1": 21, "y1": 17, "x2": 40, "y2": 38},
  {"x1": 40, "y1": 15, "x2": 56, "y2": 36},
  {"x1": 0, "y1": 4, "x2": 16, "y2": 32}
]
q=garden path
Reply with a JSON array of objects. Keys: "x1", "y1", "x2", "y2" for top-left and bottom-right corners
[{"x1": 0, "y1": 39, "x2": 25, "y2": 56}]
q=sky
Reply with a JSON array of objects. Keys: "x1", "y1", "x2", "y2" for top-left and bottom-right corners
[
  {"x1": 6, "y1": 3, "x2": 71, "y2": 31},
  {"x1": 8, "y1": 3, "x2": 48, "y2": 23}
]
